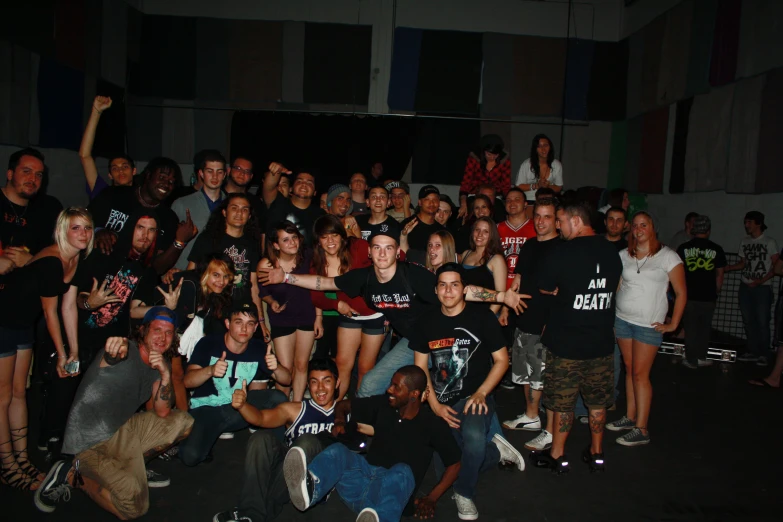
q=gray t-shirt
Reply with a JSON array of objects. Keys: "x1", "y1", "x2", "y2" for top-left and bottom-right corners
[{"x1": 62, "y1": 341, "x2": 161, "y2": 455}]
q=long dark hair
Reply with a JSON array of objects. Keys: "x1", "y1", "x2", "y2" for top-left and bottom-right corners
[
  {"x1": 469, "y1": 217, "x2": 504, "y2": 266},
  {"x1": 529, "y1": 134, "x2": 555, "y2": 179},
  {"x1": 266, "y1": 220, "x2": 304, "y2": 268},
  {"x1": 196, "y1": 253, "x2": 235, "y2": 321},
  {"x1": 312, "y1": 215, "x2": 352, "y2": 276},
  {"x1": 202, "y1": 193, "x2": 261, "y2": 251},
  {"x1": 463, "y1": 194, "x2": 494, "y2": 231}
]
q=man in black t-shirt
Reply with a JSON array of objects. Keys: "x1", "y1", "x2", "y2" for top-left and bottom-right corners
[
  {"x1": 88, "y1": 157, "x2": 197, "y2": 274},
  {"x1": 258, "y1": 228, "x2": 528, "y2": 399},
  {"x1": 604, "y1": 206, "x2": 628, "y2": 252},
  {"x1": 400, "y1": 185, "x2": 446, "y2": 266},
  {"x1": 179, "y1": 303, "x2": 290, "y2": 466},
  {"x1": 501, "y1": 198, "x2": 561, "y2": 452},
  {"x1": 355, "y1": 185, "x2": 401, "y2": 242},
  {"x1": 412, "y1": 264, "x2": 524, "y2": 520},
  {"x1": 532, "y1": 201, "x2": 622, "y2": 474},
  {"x1": 284, "y1": 365, "x2": 462, "y2": 522},
  {"x1": 261, "y1": 162, "x2": 324, "y2": 245},
  {"x1": 676, "y1": 215, "x2": 726, "y2": 368},
  {"x1": 1, "y1": 148, "x2": 62, "y2": 275}
]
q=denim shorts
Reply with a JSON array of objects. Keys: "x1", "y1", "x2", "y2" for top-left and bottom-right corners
[
  {"x1": 338, "y1": 315, "x2": 386, "y2": 335},
  {"x1": 614, "y1": 316, "x2": 663, "y2": 347},
  {"x1": 0, "y1": 326, "x2": 35, "y2": 359}
]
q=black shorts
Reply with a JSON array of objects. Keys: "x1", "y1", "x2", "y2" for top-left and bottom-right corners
[
  {"x1": 337, "y1": 316, "x2": 386, "y2": 335},
  {"x1": 270, "y1": 324, "x2": 315, "y2": 340}
]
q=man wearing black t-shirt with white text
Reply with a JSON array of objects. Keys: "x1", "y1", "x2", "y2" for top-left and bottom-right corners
[
  {"x1": 412, "y1": 263, "x2": 524, "y2": 520},
  {"x1": 258, "y1": 228, "x2": 528, "y2": 399},
  {"x1": 531, "y1": 201, "x2": 622, "y2": 474},
  {"x1": 355, "y1": 185, "x2": 400, "y2": 242},
  {"x1": 284, "y1": 365, "x2": 462, "y2": 522},
  {"x1": 501, "y1": 198, "x2": 561, "y2": 453},
  {"x1": 400, "y1": 185, "x2": 445, "y2": 266}
]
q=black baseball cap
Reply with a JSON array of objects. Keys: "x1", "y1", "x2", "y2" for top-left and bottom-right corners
[
  {"x1": 418, "y1": 185, "x2": 440, "y2": 200},
  {"x1": 230, "y1": 301, "x2": 259, "y2": 320},
  {"x1": 368, "y1": 222, "x2": 401, "y2": 245}
]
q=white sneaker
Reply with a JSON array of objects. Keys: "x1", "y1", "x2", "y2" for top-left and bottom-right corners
[
  {"x1": 502, "y1": 413, "x2": 541, "y2": 431},
  {"x1": 453, "y1": 492, "x2": 478, "y2": 520},
  {"x1": 491, "y1": 434, "x2": 525, "y2": 471},
  {"x1": 249, "y1": 428, "x2": 258, "y2": 434},
  {"x1": 356, "y1": 507, "x2": 379, "y2": 522},
  {"x1": 219, "y1": 432, "x2": 235, "y2": 440},
  {"x1": 524, "y1": 430, "x2": 552, "y2": 451}
]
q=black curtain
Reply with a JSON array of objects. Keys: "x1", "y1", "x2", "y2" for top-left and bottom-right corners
[
  {"x1": 230, "y1": 112, "x2": 417, "y2": 192},
  {"x1": 411, "y1": 117, "x2": 480, "y2": 185}
]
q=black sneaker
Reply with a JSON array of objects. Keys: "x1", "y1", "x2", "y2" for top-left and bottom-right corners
[
  {"x1": 499, "y1": 376, "x2": 516, "y2": 390},
  {"x1": 37, "y1": 435, "x2": 60, "y2": 452},
  {"x1": 529, "y1": 449, "x2": 570, "y2": 475},
  {"x1": 284, "y1": 447, "x2": 314, "y2": 511},
  {"x1": 146, "y1": 468, "x2": 171, "y2": 488},
  {"x1": 581, "y1": 445, "x2": 605, "y2": 473},
  {"x1": 34, "y1": 460, "x2": 73, "y2": 513},
  {"x1": 158, "y1": 445, "x2": 179, "y2": 462},
  {"x1": 213, "y1": 508, "x2": 253, "y2": 522}
]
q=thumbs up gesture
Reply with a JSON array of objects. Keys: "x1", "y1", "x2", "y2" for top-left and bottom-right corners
[
  {"x1": 265, "y1": 345, "x2": 278, "y2": 372},
  {"x1": 232, "y1": 379, "x2": 248, "y2": 410},
  {"x1": 213, "y1": 351, "x2": 229, "y2": 378}
]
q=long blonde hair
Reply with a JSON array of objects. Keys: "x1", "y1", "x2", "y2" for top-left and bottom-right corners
[
  {"x1": 426, "y1": 230, "x2": 457, "y2": 271},
  {"x1": 54, "y1": 207, "x2": 94, "y2": 257}
]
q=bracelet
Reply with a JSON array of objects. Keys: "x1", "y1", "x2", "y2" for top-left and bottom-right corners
[
  {"x1": 283, "y1": 272, "x2": 291, "y2": 284},
  {"x1": 173, "y1": 240, "x2": 186, "y2": 250}
]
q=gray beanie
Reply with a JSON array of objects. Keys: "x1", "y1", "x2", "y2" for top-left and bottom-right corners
[{"x1": 326, "y1": 184, "x2": 353, "y2": 214}]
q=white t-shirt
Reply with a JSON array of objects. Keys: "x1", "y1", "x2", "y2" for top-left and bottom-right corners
[
  {"x1": 616, "y1": 246, "x2": 683, "y2": 327},
  {"x1": 515, "y1": 159, "x2": 564, "y2": 201},
  {"x1": 738, "y1": 234, "x2": 778, "y2": 285}
]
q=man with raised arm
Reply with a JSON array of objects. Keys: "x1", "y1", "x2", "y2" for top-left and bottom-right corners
[
  {"x1": 79, "y1": 96, "x2": 136, "y2": 200},
  {"x1": 213, "y1": 358, "x2": 340, "y2": 522},
  {"x1": 259, "y1": 227, "x2": 528, "y2": 399},
  {"x1": 261, "y1": 162, "x2": 324, "y2": 245},
  {"x1": 35, "y1": 307, "x2": 194, "y2": 519}
]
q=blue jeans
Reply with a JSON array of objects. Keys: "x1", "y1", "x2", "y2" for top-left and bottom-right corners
[
  {"x1": 179, "y1": 389, "x2": 287, "y2": 466},
  {"x1": 739, "y1": 284, "x2": 773, "y2": 357},
  {"x1": 357, "y1": 337, "x2": 414, "y2": 397},
  {"x1": 309, "y1": 443, "x2": 415, "y2": 522},
  {"x1": 451, "y1": 397, "x2": 500, "y2": 499},
  {"x1": 575, "y1": 344, "x2": 622, "y2": 416}
]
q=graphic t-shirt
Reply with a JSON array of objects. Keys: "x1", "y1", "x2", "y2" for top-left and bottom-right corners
[
  {"x1": 498, "y1": 219, "x2": 536, "y2": 288},
  {"x1": 188, "y1": 334, "x2": 273, "y2": 409},
  {"x1": 0, "y1": 193, "x2": 62, "y2": 256},
  {"x1": 351, "y1": 199, "x2": 369, "y2": 215},
  {"x1": 266, "y1": 192, "x2": 325, "y2": 245},
  {"x1": 334, "y1": 262, "x2": 438, "y2": 339},
  {"x1": 71, "y1": 251, "x2": 157, "y2": 358},
  {"x1": 677, "y1": 238, "x2": 727, "y2": 302},
  {"x1": 410, "y1": 306, "x2": 505, "y2": 405},
  {"x1": 88, "y1": 186, "x2": 180, "y2": 250},
  {"x1": 540, "y1": 235, "x2": 623, "y2": 360},
  {"x1": 738, "y1": 234, "x2": 778, "y2": 285},
  {"x1": 514, "y1": 236, "x2": 562, "y2": 334},
  {"x1": 355, "y1": 215, "x2": 401, "y2": 243},
  {"x1": 188, "y1": 232, "x2": 260, "y2": 302},
  {"x1": 399, "y1": 216, "x2": 445, "y2": 265}
]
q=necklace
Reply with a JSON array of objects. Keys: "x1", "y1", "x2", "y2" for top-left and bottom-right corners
[
  {"x1": 635, "y1": 253, "x2": 650, "y2": 273},
  {"x1": 136, "y1": 186, "x2": 158, "y2": 208},
  {"x1": 1, "y1": 187, "x2": 29, "y2": 225}
]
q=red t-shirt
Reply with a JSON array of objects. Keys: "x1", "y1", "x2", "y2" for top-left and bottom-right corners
[{"x1": 497, "y1": 219, "x2": 536, "y2": 288}]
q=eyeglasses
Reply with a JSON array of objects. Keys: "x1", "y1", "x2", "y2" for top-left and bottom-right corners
[{"x1": 231, "y1": 165, "x2": 253, "y2": 175}]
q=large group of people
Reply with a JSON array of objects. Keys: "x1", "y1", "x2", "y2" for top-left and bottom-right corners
[{"x1": 0, "y1": 102, "x2": 779, "y2": 522}]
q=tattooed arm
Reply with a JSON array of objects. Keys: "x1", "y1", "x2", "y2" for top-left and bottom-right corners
[
  {"x1": 464, "y1": 285, "x2": 531, "y2": 314},
  {"x1": 257, "y1": 264, "x2": 340, "y2": 291},
  {"x1": 150, "y1": 360, "x2": 174, "y2": 417}
]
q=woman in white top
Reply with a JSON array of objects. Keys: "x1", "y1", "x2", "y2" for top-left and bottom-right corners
[
  {"x1": 607, "y1": 211, "x2": 686, "y2": 447},
  {"x1": 515, "y1": 134, "x2": 563, "y2": 218}
]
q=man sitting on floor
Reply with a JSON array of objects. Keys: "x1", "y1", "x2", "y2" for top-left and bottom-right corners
[
  {"x1": 283, "y1": 366, "x2": 462, "y2": 522},
  {"x1": 213, "y1": 358, "x2": 340, "y2": 522},
  {"x1": 413, "y1": 263, "x2": 525, "y2": 520},
  {"x1": 179, "y1": 302, "x2": 290, "y2": 466},
  {"x1": 34, "y1": 307, "x2": 194, "y2": 519}
]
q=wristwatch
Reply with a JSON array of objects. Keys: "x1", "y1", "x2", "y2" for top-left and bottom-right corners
[{"x1": 82, "y1": 296, "x2": 92, "y2": 311}]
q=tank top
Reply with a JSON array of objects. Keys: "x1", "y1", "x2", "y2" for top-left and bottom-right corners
[{"x1": 284, "y1": 399, "x2": 335, "y2": 447}]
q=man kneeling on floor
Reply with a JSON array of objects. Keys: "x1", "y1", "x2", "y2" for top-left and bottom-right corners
[
  {"x1": 413, "y1": 262, "x2": 525, "y2": 520},
  {"x1": 179, "y1": 302, "x2": 291, "y2": 466},
  {"x1": 213, "y1": 358, "x2": 341, "y2": 522},
  {"x1": 284, "y1": 365, "x2": 462, "y2": 522},
  {"x1": 35, "y1": 307, "x2": 194, "y2": 519}
]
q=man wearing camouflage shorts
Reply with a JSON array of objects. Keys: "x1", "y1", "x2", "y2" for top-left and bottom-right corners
[
  {"x1": 530, "y1": 201, "x2": 622, "y2": 474},
  {"x1": 500, "y1": 198, "x2": 561, "y2": 453}
]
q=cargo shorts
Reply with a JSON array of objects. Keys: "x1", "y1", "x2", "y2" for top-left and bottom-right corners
[{"x1": 542, "y1": 352, "x2": 614, "y2": 413}]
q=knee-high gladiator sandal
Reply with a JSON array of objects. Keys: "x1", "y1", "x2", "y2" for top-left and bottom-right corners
[
  {"x1": 11, "y1": 427, "x2": 45, "y2": 481},
  {"x1": 0, "y1": 445, "x2": 38, "y2": 491}
]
